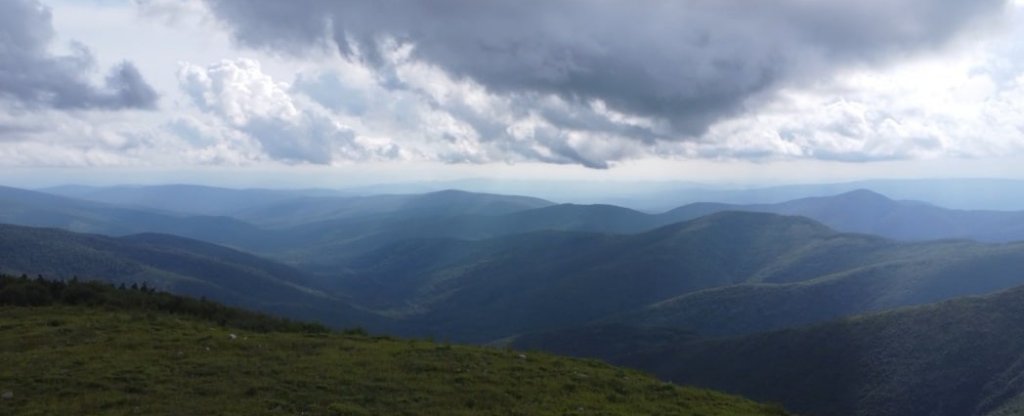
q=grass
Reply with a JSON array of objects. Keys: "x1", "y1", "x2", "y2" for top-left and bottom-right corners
[{"x1": 0, "y1": 305, "x2": 788, "y2": 415}]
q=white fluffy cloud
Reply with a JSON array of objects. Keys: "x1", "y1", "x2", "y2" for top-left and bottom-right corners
[
  {"x1": 177, "y1": 59, "x2": 402, "y2": 164},
  {"x1": 691, "y1": 13, "x2": 1024, "y2": 163},
  {"x1": 0, "y1": 0, "x2": 1022, "y2": 172}
]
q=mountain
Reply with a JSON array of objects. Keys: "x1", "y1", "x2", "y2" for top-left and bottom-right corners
[
  {"x1": 41, "y1": 184, "x2": 343, "y2": 216},
  {"x1": 329, "y1": 178, "x2": 1024, "y2": 212},
  {"x1": 0, "y1": 276, "x2": 789, "y2": 416},
  {"x1": 12, "y1": 184, "x2": 1024, "y2": 344},
  {"x1": 698, "y1": 178, "x2": 1024, "y2": 211},
  {"x1": 339, "y1": 211, "x2": 1024, "y2": 343},
  {"x1": 0, "y1": 185, "x2": 267, "y2": 247},
  {"x1": 257, "y1": 203, "x2": 659, "y2": 272},
  {"x1": 666, "y1": 189, "x2": 1024, "y2": 242},
  {"x1": 518, "y1": 284, "x2": 1024, "y2": 416},
  {"x1": 339, "y1": 212, "x2": 870, "y2": 341},
  {"x1": 0, "y1": 184, "x2": 563, "y2": 258},
  {"x1": 232, "y1": 189, "x2": 556, "y2": 228},
  {"x1": 251, "y1": 200, "x2": 788, "y2": 273},
  {"x1": 606, "y1": 237, "x2": 1024, "y2": 337},
  {"x1": 0, "y1": 223, "x2": 377, "y2": 328},
  {"x1": 258, "y1": 190, "x2": 1024, "y2": 272},
  {"x1": 32, "y1": 184, "x2": 1024, "y2": 246},
  {"x1": 1, "y1": 186, "x2": 558, "y2": 268}
]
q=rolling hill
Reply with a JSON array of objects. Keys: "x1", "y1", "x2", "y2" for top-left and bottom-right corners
[
  {"x1": 209, "y1": 188, "x2": 556, "y2": 228},
  {"x1": 667, "y1": 189, "x2": 1024, "y2": 242},
  {"x1": 0, "y1": 185, "x2": 267, "y2": 248},
  {"x1": 337, "y1": 212, "x2": 868, "y2": 341},
  {"x1": 43, "y1": 185, "x2": 556, "y2": 227},
  {"x1": 516, "y1": 284, "x2": 1024, "y2": 416},
  {"x1": 1, "y1": 185, "x2": 558, "y2": 267},
  {"x1": 249, "y1": 188, "x2": 1024, "y2": 245},
  {"x1": 605, "y1": 237, "x2": 1024, "y2": 337},
  {"x1": 336, "y1": 211, "x2": 1024, "y2": 343},
  {"x1": 0, "y1": 223, "x2": 378, "y2": 329},
  {"x1": 275, "y1": 189, "x2": 1024, "y2": 272},
  {"x1": 42, "y1": 184, "x2": 343, "y2": 216},
  {"x1": 8, "y1": 189, "x2": 1024, "y2": 348},
  {"x1": 0, "y1": 275, "x2": 789, "y2": 416}
]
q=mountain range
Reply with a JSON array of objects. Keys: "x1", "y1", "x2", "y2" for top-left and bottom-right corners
[
  {"x1": 6, "y1": 183, "x2": 1024, "y2": 415},
  {"x1": 339, "y1": 211, "x2": 1024, "y2": 341},
  {"x1": 0, "y1": 223, "x2": 378, "y2": 328},
  {"x1": 6, "y1": 192, "x2": 1024, "y2": 344},
  {"x1": 514, "y1": 283, "x2": 1024, "y2": 416},
  {"x1": 22, "y1": 184, "x2": 1024, "y2": 252}
]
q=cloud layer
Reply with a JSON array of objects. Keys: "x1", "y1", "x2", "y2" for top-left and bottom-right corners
[
  {"x1": 0, "y1": 0, "x2": 1020, "y2": 171},
  {"x1": 178, "y1": 59, "x2": 406, "y2": 164},
  {"x1": 0, "y1": 0, "x2": 158, "y2": 110},
  {"x1": 205, "y1": 0, "x2": 1006, "y2": 138}
]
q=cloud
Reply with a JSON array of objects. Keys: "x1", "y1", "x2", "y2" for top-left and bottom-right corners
[
  {"x1": 203, "y1": 0, "x2": 1007, "y2": 139},
  {"x1": 287, "y1": 51, "x2": 649, "y2": 168},
  {"x1": 0, "y1": 0, "x2": 158, "y2": 110},
  {"x1": 687, "y1": 40, "x2": 1024, "y2": 163},
  {"x1": 6, "y1": 0, "x2": 1014, "y2": 171},
  {"x1": 177, "y1": 59, "x2": 397, "y2": 164}
]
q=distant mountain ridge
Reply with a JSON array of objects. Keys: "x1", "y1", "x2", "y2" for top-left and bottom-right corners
[
  {"x1": 21, "y1": 185, "x2": 1024, "y2": 266},
  {"x1": 335, "y1": 211, "x2": 1024, "y2": 342},
  {"x1": 8, "y1": 182, "x2": 1024, "y2": 343},
  {"x1": 42, "y1": 184, "x2": 556, "y2": 227},
  {"x1": 0, "y1": 223, "x2": 379, "y2": 329},
  {"x1": 40, "y1": 184, "x2": 350, "y2": 216},
  {"x1": 667, "y1": 189, "x2": 1024, "y2": 242},
  {"x1": 8, "y1": 182, "x2": 1024, "y2": 416},
  {"x1": 0, "y1": 185, "x2": 267, "y2": 246}
]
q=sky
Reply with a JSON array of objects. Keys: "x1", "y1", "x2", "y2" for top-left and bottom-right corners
[{"x1": 1, "y1": 0, "x2": 1023, "y2": 188}]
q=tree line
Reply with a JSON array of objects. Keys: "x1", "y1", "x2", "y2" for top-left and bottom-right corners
[{"x1": 0, "y1": 273, "x2": 329, "y2": 333}]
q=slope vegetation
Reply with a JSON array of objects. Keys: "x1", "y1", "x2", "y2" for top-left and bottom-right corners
[
  {"x1": 340, "y1": 211, "x2": 1024, "y2": 342},
  {"x1": 0, "y1": 276, "x2": 788, "y2": 416},
  {"x1": 514, "y1": 284, "x2": 1024, "y2": 416},
  {"x1": 629, "y1": 285, "x2": 1024, "y2": 416},
  {"x1": 0, "y1": 224, "x2": 377, "y2": 328},
  {"x1": 610, "y1": 237, "x2": 1024, "y2": 336}
]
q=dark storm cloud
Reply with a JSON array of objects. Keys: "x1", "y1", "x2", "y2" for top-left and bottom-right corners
[
  {"x1": 0, "y1": 0, "x2": 158, "y2": 110},
  {"x1": 204, "y1": 0, "x2": 1007, "y2": 138}
]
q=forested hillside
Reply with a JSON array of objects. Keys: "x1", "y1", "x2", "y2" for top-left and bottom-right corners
[{"x1": 0, "y1": 275, "x2": 788, "y2": 416}]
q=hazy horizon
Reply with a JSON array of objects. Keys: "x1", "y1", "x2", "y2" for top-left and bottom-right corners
[{"x1": 5, "y1": 176, "x2": 1023, "y2": 212}]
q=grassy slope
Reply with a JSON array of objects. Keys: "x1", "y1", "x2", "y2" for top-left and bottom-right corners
[{"x1": 0, "y1": 306, "x2": 786, "y2": 416}]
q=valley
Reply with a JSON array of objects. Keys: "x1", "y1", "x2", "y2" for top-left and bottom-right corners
[{"x1": 4, "y1": 183, "x2": 1024, "y2": 415}]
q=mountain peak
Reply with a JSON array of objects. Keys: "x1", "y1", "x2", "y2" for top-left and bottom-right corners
[
  {"x1": 657, "y1": 210, "x2": 836, "y2": 238},
  {"x1": 833, "y1": 189, "x2": 893, "y2": 202}
]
